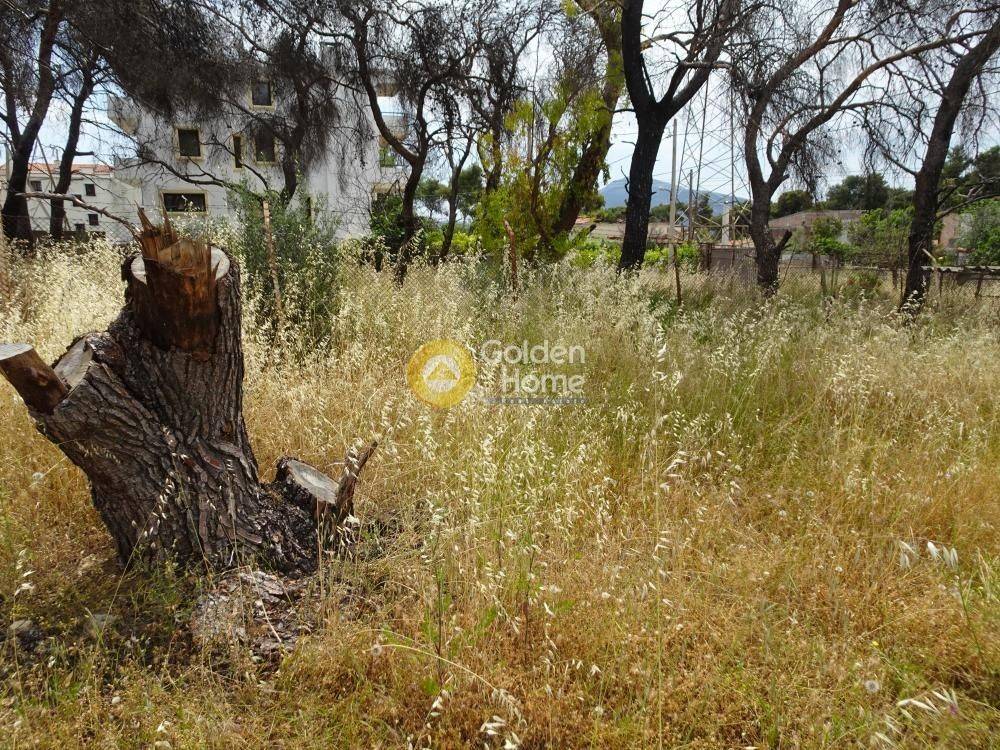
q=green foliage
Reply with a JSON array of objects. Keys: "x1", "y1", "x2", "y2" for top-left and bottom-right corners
[
  {"x1": 824, "y1": 173, "x2": 890, "y2": 210},
  {"x1": 941, "y1": 146, "x2": 1000, "y2": 214},
  {"x1": 416, "y1": 178, "x2": 447, "y2": 217},
  {"x1": 455, "y1": 164, "x2": 483, "y2": 218},
  {"x1": 369, "y1": 192, "x2": 408, "y2": 250},
  {"x1": 848, "y1": 208, "x2": 910, "y2": 267},
  {"x1": 476, "y1": 87, "x2": 612, "y2": 263},
  {"x1": 569, "y1": 236, "x2": 620, "y2": 267},
  {"x1": 961, "y1": 200, "x2": 1000, "y2": 265},
  {"x1": 644, "y1": 241, "x2": 700, "y2": 270},
  {"x1": 795, "y1": 216, "x2": 856, "y2": 261},
  {"x1": 416, "y1": 166, "x2": 483, "y2": 222},
  {"x1": 232, "y1": 190, "x2": 340, "y2": 345},
  {"x1": 772, "y1": 189, "x2": 813, "y2": 218},
  {"x1": 571, "y1": 239, "x2": 700, "y2": 271},
  {"x1": 594, "y1": 206, "x2": 625, "y2": 222},
  {"x1": 884, "y1": 187, "x2": 913, "y2": 211}
]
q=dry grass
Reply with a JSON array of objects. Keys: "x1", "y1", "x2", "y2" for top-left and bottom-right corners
[{"x1": 0, "y1": 241, "x2": 997, "y2": 748}]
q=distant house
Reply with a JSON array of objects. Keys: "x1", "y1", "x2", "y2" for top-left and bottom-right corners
[
  {"x1": 0, "y1": 160, "x2": 140, "y2": 241},
  {"x1": 938, "y1": 213, "x2": 969, "y2": 251},
  {"x1": 585, "y1": 219, "x2": 687, "y2": 244},
  {"x1": 769, "y1": 209, "x2": 864, "y2": 243},
  {"x1": 107, "y1": 64, "x2": 406, "y2": 239}
]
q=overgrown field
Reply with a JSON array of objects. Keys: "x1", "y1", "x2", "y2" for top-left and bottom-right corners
[{"x1": 1, "y1": 242, "x2": 998, "y2": 748}]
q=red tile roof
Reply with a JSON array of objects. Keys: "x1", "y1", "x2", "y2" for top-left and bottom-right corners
[{"x1": 0, "y1": 161, "x2": 114, "y2": 177}]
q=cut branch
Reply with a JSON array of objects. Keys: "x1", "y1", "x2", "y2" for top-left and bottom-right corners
[{"x1": 0, "y1": 343, "x2": 67, "y2": 413}]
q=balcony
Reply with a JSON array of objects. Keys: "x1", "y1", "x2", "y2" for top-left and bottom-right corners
[{"x1": 108, "y1": 95, "x2": 139, "y2": 134}]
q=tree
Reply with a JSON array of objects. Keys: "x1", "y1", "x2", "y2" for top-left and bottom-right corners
[
  {"x1": 454, "y1": 163, "x2": 483, "y2": 219},
  {"x1": 798, "y1": 215, "x2": 854, "y2": 262},
  {"x1": 902, "y1": 18, "x2": 1000, "y2": 307},
  {"x1": 48, "y1": 41, "x2": 106, "y2": 239},
  {"x1": 936, "y1": 145, "x2": 1000, "y2": 213},
  {"x1": 960, "y1": 199, "x2": 1000, "y2": 264},
  {"x1": 772, "y1": 189, "x2": 813, "y2": 218},
  {"x1": 475, "y1": 3, "x2": 618, "y2": 261},
  {"x1": 335, "y1": 0, "x2": 486, "y2": 279},
  {"x1": 1, "y1": 1, "x2": 65, "y2": 244},
  {"x1": 847, "y1": 207, "x2": 910, "y2": 271},
  {"x1": 105, "y1": 0, "x2": 346, "y2": 206},
  {"x1": 467, "y1": 3, "x2": 547, "y2": 196},
  {"x1": 619, "y1": 0, "x2": 745, "y2": 271},
  {"x1": 856, "y1": 3, "x2": 1000, "y2": 308},
  {"x1": 824, "y1": 173, "x2": 890, "y2": 210},
  {"x1": 550, "y1": 0, "x2": 624, "y2": 236},
  {"x1": 416, "y1": 177, "x2": 447, "y2": 217},
  {"x1": 728, "y1": 0, "x2": 963, "y2": 292},
  {"x1": 0, "y1": 215, "x2": 374, "y2": 576},
  {"x1": 1, "y1": 0, "x2": 246, "y2": 242}
]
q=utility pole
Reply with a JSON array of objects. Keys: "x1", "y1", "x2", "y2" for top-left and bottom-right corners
[
  {"x1": 668, "y1": 120, "x2": 681, "y2": 303},
  {"x1": 729, "y1": 89, "x2": 736, "y2": 248}
]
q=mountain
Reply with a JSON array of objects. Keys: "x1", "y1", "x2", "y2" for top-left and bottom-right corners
[{"x1": 599, "y1": 177, "x2": 743, "y2": 216}]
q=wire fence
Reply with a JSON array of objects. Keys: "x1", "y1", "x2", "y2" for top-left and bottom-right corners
[{"x1": 650, "y1": 244, "x2": 1000, "y2": 316}]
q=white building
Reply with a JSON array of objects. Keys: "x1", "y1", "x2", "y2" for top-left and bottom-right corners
[
  {"x1": 0, "y1": 161, "x2": 140, "y2": 241},
  {"x1": 107, "y1": 75, "x2": 407, "y2": 239}
]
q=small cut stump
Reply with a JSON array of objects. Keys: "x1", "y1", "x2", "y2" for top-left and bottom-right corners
[{"x1": 0, "y1": 213, "x2": 374, "y2": 577}]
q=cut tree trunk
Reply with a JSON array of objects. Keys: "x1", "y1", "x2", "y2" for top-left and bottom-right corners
[{"x1": 0, "y1": 213, "x2": 374, "y2": 577}]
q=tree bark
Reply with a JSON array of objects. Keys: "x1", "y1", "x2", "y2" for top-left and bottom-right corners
[
  {"x1": 394, "y1": 156, "x2": 425, "y2": 282},
  {"x1": 1, "y1": 218, "x2": 373, "y2": 576},
  {"x1": 619, "y1": 118, "x2": 666, "y2": 270},
  {"x1": 902, "y1": 18, "x2": 1000, "y2": 310},
  {"x1": 748, "y1": 197, "x2": 784, "y2": 292},
  {"x1": 439, "y1": 143, "x2": 471, "y2": 262}
]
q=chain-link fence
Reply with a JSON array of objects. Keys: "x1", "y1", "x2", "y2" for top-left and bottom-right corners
[{"x1": 653, "y1": 243, "x2": 1000, "y2": 315}]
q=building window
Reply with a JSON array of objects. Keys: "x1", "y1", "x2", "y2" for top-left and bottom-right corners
[
  {"x1": 233, "y1": 135, "x2": 243, "y2": 168},
  {"x1": 74, "y1": 223, "x2": 85, "y2": 232},
  {"x1": 162, "y1": 192, "x2": 207, "y2": 213},
  {"x1": 253, "y1": 132, "x2": 276, "y2": 163},
  {"x1": 88, "y1": 213, "x2": 99, "y2": 226},
  {"x1": 85, "y1": 183, "x2": 96, "y2": 197},
  {"x1": 30, "y1": 179, "x2": 43, "y2": 192},
  {"x1": 251, "y1": 80, "x2": 273, "y2": 107},
  {"x1": 176, "y1": 127, "x2": 202, "y2": 158}
]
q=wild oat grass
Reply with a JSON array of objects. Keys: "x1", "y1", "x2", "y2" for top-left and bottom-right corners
[{"x1": 0, "y1": 241, "x2": 997, "y2": 748}]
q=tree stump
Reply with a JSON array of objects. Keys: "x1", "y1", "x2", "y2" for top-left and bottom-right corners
[{"x1": 0, "y1": 215, "x2": 374, "y2": 577}]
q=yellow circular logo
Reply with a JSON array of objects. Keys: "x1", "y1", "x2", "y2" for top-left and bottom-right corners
[{"x1": 406, "y1": 339, "x2": 477, "y2": 408}]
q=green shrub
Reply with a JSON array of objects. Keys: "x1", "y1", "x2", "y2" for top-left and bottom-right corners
[{"x1": 232, "y1": 190, "x2": 340, "y2": 346}]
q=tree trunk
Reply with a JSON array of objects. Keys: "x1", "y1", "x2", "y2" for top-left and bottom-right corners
[
  {"x1": 50, "y1": 65, "x2": 95, "y2": 239},
  {"x1": 439, "y1": 145, "x2": 471, "y2": 262},
  {"x1": 1, "y1": 1, "x2": 63, "y2": 246},
  {"x1": 552, "y1": 37, "x2": 623, "y2": 238},
  {"x1": 440, "y1": 189, "x2": 460, "y2": 262},
  {"x1": 395, "y1": 157, "x2": 424, "y2": 282},
  {"x1": 619, "y1": 117, "x2": 666, "y2": 271},
  {"x1": 749, "y1": 200, "x2": 782, "y2": 292},
  {"x1": 0, "y1": 216, "x2": 374, "y2": 577},
  {"x1": 902, "y1": 172, "x2": 938, "y2": 308},
  {"x1": 2, "y1": 124, "x2": 44, "y2": 246}
]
